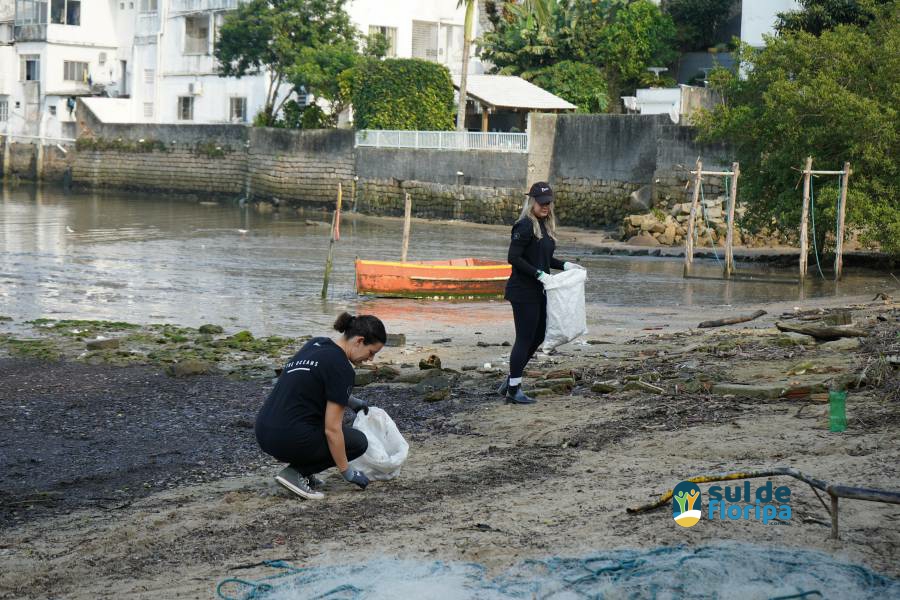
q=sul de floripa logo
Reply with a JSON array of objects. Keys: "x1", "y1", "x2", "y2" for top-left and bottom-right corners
[
  {"x1": 672, "y1": 480, "x2": 793, "y2": 528},
  {"x1": 672, "y1": 482, "x2": 702, "y2": 527}
]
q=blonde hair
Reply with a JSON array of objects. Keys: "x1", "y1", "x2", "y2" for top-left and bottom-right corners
[{"x1": 518, "y1": 196, "x2": 558, "y2": 241}]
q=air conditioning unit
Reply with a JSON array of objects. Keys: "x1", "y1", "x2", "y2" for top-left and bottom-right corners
[{"x1": 188, "y1": 82, "x2": 203, "y2": 95}]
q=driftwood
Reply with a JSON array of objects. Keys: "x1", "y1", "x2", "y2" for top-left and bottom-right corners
[
  {"x1": 775, "y1": 321, "x2": 869, "y2": 341},
  {"x1": 698, "y1": 310, "x2": 766, "y2": 328}
]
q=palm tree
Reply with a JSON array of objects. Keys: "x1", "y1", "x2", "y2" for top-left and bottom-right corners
[{"x1": 456, "y1": 0, "x2": 552, "y2": 131}]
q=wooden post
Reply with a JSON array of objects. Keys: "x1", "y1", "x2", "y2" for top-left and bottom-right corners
[
  {"x1": 723, "y1": 161, "x2": 739, "y2": 278},
  {"x1": 831, "y1": 495, "x2": 839, "y2": 540},
  {"x1": 400, "y1": 192, "x2": 412, "y2": 262},
  {"x1": 481, "y1": 110, "x2": 489, "y2": 133},
  {"x1": 683, "y1": 158, "x2": 702, "y2": 277},
  {"x1": 320, "y1": 182, "x2": 343, "y2": 299},
  {"x1": 799, "y1": 157, "x2": 812, "y2": 282},
  {"x1": 834, "y1": 162, "x2": 851, "y2": 281},
  {"x1": 1, "y1": 135, "x2": 10, "y2": 180}
]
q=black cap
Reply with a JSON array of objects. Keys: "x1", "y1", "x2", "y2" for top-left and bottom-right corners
[{"x1": 527, "y1": 181, "x2": 553, "y2": 205}]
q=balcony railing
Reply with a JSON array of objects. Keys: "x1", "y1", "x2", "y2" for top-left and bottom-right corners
[
  {"x1": 355, "y1": 130, "x2": 528, "y2": 153},
  {"x1": 170, "y1": 0, "x2": 239, "y2": 12}
]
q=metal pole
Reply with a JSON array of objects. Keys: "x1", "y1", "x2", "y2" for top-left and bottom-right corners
[
  {"x1": 799, "y1": 157, "x2": 812, "y2": 282},
  {"x1": 834, "y1": 162, "x2": 851, "y2": 281},
  {"x1": 683, "y1": 157, "x2": 702, "y2": 278},
  {"x1": 724, "y1": 162, "x2": 739, "y2": 278}
]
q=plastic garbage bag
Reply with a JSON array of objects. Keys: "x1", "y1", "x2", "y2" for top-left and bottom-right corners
[
  {"x1": 349, "y1": 407, "x2": 409, "y2": 481},
  {"x1": 542, "y1": 268, "x2": 588, "y2": 352}
]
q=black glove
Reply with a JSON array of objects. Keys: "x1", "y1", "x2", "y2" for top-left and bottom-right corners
[
  {"x1": 342, "y1": 467, "x2": 369, "y2": 489},
  {"x1": 348, "y1": 395, "x2": 369, "y2": 415}
]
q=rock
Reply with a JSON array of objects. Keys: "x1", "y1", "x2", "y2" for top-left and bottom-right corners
[
  {"x1": 166, "y1": 359, "x2": 214, "y2": 377},
  {"x1": 432, "y1": 338, "x2": 452, "y2": 344},
  {"x1": 544, "y1": 368, "x2": 576, "y2": 380},
  {"x1": 629, "y1": 185, "x2": 653, "y2": 212},
  {"x1": 423, "y1": 388, "x2": 450, "y2": 402},
  {"x1": 711, "y1": 383, "x2": 785, "y2": 399},
  {"x1": 86, "y1": 338, "x2": 120, "y2": 350},
  {"x1": 196, "y1": 333, "x2": 214, "y2": 343},
  {"x1": 649, "y1": 222, "x2": 666, "y2": 234},
  {"x1": 658, "y1": 231, "x2": 675, "y2": 245},
  {"x1": 591, "y1": 381, "x2": 619, "y2": 393},
  {"x1": 627, "y1": 233, "x2": 661, "y2": 246},
  {"x1": 419, "y1": 354, "x2": 441, "y2": 370},
  {"x1": 823, "y1": 311, "x2": 852, "y2": 326},
  {"x1": 395, "y1": 370, "x2": 443, "y2": 384},
  {"x1": 416, "y1": 374, "x2": 453, "y2": 394},
  {"x1": 820, "y1": 337, "x2": 861, "y2": 351},
  {"x1": 386, "y1": 333, "x2": 406, "y2": 347},
  {"x1": 354, "y1": 369, "x2": 377, "y2": 386},
  {"x1": 534, "y1": 377, "x2": 576, "y2": 390},
  {"x1": 628, "y1": 215, "x2": 644, "y2": 227},
  {"x1": 461, "y1": 365, "x2": 478, "y2": 371},
  {"x1": 198, "y1": 324, "x2": 224, "y2": 334},
  {"x1": 375, "y1": 365, "x2": 400, "y2": 380}
]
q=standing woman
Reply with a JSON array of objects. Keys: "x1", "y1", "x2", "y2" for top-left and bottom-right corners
[
  {"x1": 255, "y1": 312, "x2": 385, "y2": 499},
  {"x1": 500, "y1": 182, "x2": 583, "y2": 404}
]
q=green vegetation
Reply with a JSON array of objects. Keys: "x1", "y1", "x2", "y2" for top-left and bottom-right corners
[
  {"x1": 694, "y1": 2, "x2": 900, "y2": 255},
  {"x1": 662, "y1": 0, "x2": 736, "y2": 52},
  {"x1": 481, "y1": 0, "x2": 676, "y2": 112},
  {"x1": 529, "y1": 61, "x2": 608, "y2": 113},
  {"x1": 351, "y1": 59, "x2": 455, "y2": 130}
]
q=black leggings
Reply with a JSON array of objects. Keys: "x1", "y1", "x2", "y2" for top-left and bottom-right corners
[
  {"x1": 256, "y1": 423, "x2": 368, "y2": 477},
  {"x1": 509, "y1": 300, "x2": 547, "y2": 379}
]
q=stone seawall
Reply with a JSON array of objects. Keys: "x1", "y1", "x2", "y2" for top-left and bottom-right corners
[{"x1": 357, "y1": 179, "x2": 522, "y2": 224}]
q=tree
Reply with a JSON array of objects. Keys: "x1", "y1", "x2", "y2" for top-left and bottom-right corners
[
  {"x1": 215, "y1": 0, "x2": 358, "y2": 126},
  {"x1": 568, "y1": 0, "x2": 678, "y2": 106},
  {"x1": 352, "y1": 59, "x2": 455, "y2": 131},
  {"x1": 530, "y1": 61, "x2": 608, "y2": 112},
  {"x1": 694, "y1": 4, "x2": 900, "y2": 255},
  {"x1": 662, "y1": 0, "x2": 735, "y2": 51},
  {"x1": 457, "y1": 0, "x2": 554, "y2": 130},
  {"x1": 776, "y1": 0, "x2": 890, "y2": 36}
]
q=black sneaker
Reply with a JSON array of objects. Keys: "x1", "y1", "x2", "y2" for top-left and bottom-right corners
[
  {"x1": 505, "y1": 388, "x2": 536, "y2": 405},
  {"x1": 308, "y1": 473, "x2": 325, "y2": 489},
  {"x1": 275, "y1": 466, "x2": 325, "y2": 500}
]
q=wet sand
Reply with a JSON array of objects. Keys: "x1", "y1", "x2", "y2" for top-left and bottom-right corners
[{"x1": 1, "y1": 291, "x2": 898, "y2": 599}]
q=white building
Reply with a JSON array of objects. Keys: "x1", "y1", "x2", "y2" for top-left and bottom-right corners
[
  {"x1": 741, "y1": 0, "x2": 800, "y2": 48},
  {"x1": 0, "y1": 0, "x2": 482, "y2": 135}
]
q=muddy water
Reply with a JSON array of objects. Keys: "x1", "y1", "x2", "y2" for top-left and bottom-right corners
[{"x1": 0, "y1": 185, "x2": 891, "y2": 337}]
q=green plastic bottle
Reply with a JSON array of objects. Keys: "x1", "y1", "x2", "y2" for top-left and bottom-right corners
[{"x1": 829, "y1": 390, "x2": 847, "y2": 432}]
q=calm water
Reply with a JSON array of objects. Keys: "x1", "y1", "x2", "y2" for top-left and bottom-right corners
[{"x1": 0, "y1": 185, "x2": 890, "y2": 337}]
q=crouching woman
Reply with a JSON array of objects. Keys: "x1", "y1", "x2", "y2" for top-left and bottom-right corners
[{"x1": 255, "y1": 312, "x2": 385, "y2": 499}]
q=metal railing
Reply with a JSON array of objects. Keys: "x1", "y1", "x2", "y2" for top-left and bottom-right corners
[{"x1": 355, "y1": 130, "x2": 528, "y2": 153}]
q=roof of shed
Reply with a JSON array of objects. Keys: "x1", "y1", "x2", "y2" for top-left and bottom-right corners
[{"x1": 454, "y1": 75, "x2": 576, "y2": 111}]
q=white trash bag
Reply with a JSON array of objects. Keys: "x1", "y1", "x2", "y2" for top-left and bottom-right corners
[
  {"x1": 542, "y1": 268, "x2": 589, "y2": 353},
  {"x1": 349, "y1": 407, "x2": 409, "y2": 481}
]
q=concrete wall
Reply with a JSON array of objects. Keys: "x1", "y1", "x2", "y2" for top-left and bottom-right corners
[
  {"x1": 356, "y1": 147, "x2": 526, "y2": 188},
  {"x1": 653, "y1": 123, "x2": 734, "y2": 208}
]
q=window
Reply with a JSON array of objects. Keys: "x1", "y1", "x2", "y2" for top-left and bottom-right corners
[
  {"x1": 368, "y1": 25, "x2": 398, "y2": 57},
  {"x1": 229, "y1": 97, "x2": 246, "y2": 123},
  {"x1": 63, "y1": 60, "x2": 88, "y2": 81},
  {"x1": 178, "y1": 96, "x2": 193, "y2": 120},
  {"x1": 15, "y1": 0, "x2": 48, "y2": 25},
  {"x1": 0, "y1": 99, "x2": 8, "y2": 122},
  {"x1": 20, "y1": 55, "x2": 40, "y2": 81},
  {"x1": 139, "y1": 0, "x2": 156, "y2": 12},
  {"x1": 143, "y1": 102, "x2": 154, "y2": 117},
  {"x1": 184, "y1": 15, "x2": 209, "y2": 54},
  {"x1": 143, "y1": 68, "x2": 155, "y2": 84},
  {"x1": 412, "y1": 21, "x2": 438, "y2": 60},
  {"x1": 50, "y1": 0, "x2": 80, "y2": 25},
  {"x1": 49, "y1": 104, "x2": 56, "y2": 116}
]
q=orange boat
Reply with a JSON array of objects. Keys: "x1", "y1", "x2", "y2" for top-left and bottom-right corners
[{"x1": 355, "y1": 258, "x2": 511, "y2": 299}]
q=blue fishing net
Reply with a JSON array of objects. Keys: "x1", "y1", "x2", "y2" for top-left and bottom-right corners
[{"x1": 216, "y1": 544, "x2": 900, "y2": 600}]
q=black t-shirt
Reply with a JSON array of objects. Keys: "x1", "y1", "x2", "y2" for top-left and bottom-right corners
[
  {"x1": 256, "y1": 337, "x2": 354, "y2": 429},
  {"x1": 505, "y1": 218, "x2": 565, "y2": 303}
]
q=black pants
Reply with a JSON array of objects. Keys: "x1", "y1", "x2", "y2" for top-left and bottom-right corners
[
  {"x1": 509, "y1": 299, "x2": 547, "y2": 379},
  {"x1": 256, "y1": 423, "x2": 368, "y2": 476}
]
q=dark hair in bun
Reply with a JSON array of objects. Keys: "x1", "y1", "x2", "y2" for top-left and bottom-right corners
[{"x1": 333, "y1": 312, "x2": 387, "y2": 345}]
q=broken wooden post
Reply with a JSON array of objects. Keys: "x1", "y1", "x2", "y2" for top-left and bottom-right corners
[
  {"x1": 400, "y1": 192, "x2": 412, "y2": 262},
  {"x1": 834, "y1": 162, "x2": 851, "y2": 281},
  {"x1": 723, "y1": 161, "x2": 740, "y2": 278},
  {"x1": 698, "y1": 309, "x2": 765, "y2": 329},
  {"x1": 683, "y1": 157, "x2": 702, "y2": 278},
  {"x1": 1, "y1": 135, "x2": 10, "y2": 180},
  {"x1": 320, "y1": 181, "x2": 343, "y2": 299},
  {"x1": 799, "y1": 157, "x2": 812, "y2": 282},
  {"x1": 775, "y1": 321, "x2": 869, "y2": 341}
]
